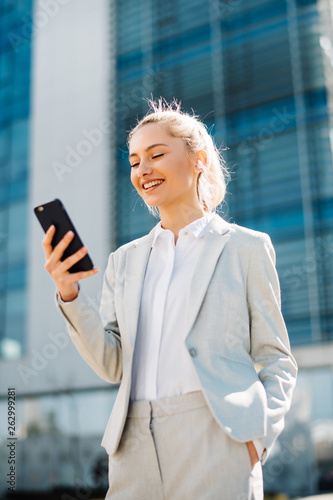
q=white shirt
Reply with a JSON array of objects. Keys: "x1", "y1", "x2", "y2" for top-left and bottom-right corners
[{"x1": 130, "y1": 213, "x2": 214, "y2": 401}]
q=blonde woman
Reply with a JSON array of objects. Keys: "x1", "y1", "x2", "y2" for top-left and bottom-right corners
[{"x1": 42, "y1": 100, "x2": 297, "y2": 500}]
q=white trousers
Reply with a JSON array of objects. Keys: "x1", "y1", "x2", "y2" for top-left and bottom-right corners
[{"x1": 106, "y1": 391, "x2": 263, "y2": 500}]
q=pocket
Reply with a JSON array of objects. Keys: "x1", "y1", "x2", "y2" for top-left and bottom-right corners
[{"x1": 218, "y1": 352, "x2": 254, "y2": 368}]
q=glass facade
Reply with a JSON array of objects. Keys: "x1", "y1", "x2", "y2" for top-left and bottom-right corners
[
  {"x1": 114, "y1": 0, "x2": 333, "y2": 347},
  {"x1": 0, "y1": 387, "x2": 114, "y2": 494},
  {"x1": 0, "y1": 0, "x2": 33, "y2": 359}
]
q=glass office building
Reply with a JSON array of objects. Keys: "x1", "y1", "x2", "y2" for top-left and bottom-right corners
[
  {"x1": 0, "y1": 1, "x2": 33, "y2": 359},
  {"x1": 0, "y1": 0, "x2": 333, "y2": 496},
  {"x1": 114, "y1": 0, "x2": 333, "y2": 348}
]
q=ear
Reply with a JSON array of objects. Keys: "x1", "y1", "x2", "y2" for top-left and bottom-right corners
[{"x1": 194, "y1": 150, "x2": 207, "y2": 173}]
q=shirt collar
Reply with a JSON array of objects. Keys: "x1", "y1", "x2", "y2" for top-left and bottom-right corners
[{"x1": 152, "y1": 213, "x2": 215, "y2": 247}]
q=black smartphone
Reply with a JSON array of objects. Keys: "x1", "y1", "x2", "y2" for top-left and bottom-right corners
[{"x1": 34, "y1": 198, "x2": 94, "y2": 273}]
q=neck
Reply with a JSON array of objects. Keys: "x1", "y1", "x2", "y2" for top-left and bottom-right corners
[{"x1": 159, "y1": 204, "x2": 206, "y2": 242}]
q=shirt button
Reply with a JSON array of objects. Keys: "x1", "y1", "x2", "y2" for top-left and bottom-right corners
[{"x1": 189, "y1": 347, "x2": 197, "y2": 358}]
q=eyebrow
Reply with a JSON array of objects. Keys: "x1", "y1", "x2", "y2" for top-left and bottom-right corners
[{"x1": 129, "y1": 143, "x2": 168, "y2": 159}]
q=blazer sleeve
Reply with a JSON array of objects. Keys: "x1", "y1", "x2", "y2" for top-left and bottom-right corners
[
  {"x1": 247, "y1": 233, "x2": 298, "y2": 457},
  {"x1": 55, "y1": 252, "x2": 123, "y2": 383}
]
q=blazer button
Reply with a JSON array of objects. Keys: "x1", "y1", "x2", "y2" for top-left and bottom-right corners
[{"x1": 189, "y1": 347, "x2": 197, "y2": 358}]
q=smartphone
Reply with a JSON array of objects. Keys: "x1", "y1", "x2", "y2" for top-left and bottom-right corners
[{"x1": 34, "y1": 198, "x2": 94, "y2": 273}]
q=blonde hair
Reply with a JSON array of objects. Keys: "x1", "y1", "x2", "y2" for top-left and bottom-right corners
[{"x1": 128, "y1": 98, "x2": 229, "y2": 213}]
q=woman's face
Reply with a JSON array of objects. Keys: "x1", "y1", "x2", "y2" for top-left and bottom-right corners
[{"x1": 129, "y1": 123, "x2": 200, "y2": 213}]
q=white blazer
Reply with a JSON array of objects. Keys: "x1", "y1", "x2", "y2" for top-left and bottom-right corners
[{"x1": 57, "y1": 214, "x2": 297, "y2": 463}]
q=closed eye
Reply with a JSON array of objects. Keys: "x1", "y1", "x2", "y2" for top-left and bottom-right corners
[{"x1": 130, "y1": 153, "x2": 164, "y2": 168}]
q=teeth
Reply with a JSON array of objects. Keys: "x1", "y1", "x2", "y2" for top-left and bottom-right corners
[{"x1": 143, "y1": 180, "x2": 163, "y2": 190}]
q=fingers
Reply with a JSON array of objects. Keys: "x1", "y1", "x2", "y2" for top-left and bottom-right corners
[
  {"x1": 55, "y1": 267, "x2": 99, "y2": 287},
  {"x1": 70, "y1": 267, "x2": 99, "y2": 281},
  {"x1": 52, "y1": 230, "x2": 75, "y2": 262},
  {"x1": 44, "y1": 229, "x2": 74, "y2": 276},
  {"x1": 44, "y1": 229, "x2": 76, "y2": 273},
  {"x1": 42, "y1": 226, "x2": 75, "y2": 262},
  {"x1": 42, "y1": 225, "x2": 56, "y2": 258},
  {"x1": 49, "y1": 244, "x2": 98, "y2": 278},
  {"x1": 42, "y1": 226, "x2": 98, "y2": 287},
  {"x1": 55, "y1": 246, "x2": 90, "y2": 274}
]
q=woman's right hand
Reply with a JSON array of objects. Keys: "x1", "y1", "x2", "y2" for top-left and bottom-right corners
[{"x1": 42, "y1": 225, "x2": 99, "y2": 302}]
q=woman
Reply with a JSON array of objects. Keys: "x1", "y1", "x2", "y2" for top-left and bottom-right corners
[{"x1": 43, "y1": 100, "x2": 297, "y2": 499}]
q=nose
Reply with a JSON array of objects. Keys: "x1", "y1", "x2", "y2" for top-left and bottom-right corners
[{"x1": 136, "y1": 159, "x2": 152, "y2": 177}]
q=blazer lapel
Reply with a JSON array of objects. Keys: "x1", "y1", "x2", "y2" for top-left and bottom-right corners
[
  {"x1": 123, "y1": 216, "x2": 231, "y2": 348},
  {"x1": 123, "y1": 229, "x2": 155, "y2": 349},
  {"x1": 185, "y1": 215, "x2": 231, "y2": 336}
]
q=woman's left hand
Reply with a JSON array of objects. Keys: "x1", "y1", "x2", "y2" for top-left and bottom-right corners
[{"x1": 246, "y1": 441, "x2": 260, "y2": 468}]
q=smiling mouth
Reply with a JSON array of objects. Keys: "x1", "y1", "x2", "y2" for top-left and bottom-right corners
[{"x1": 143, "y1": 180, "x2": 164, "y2": 190}]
